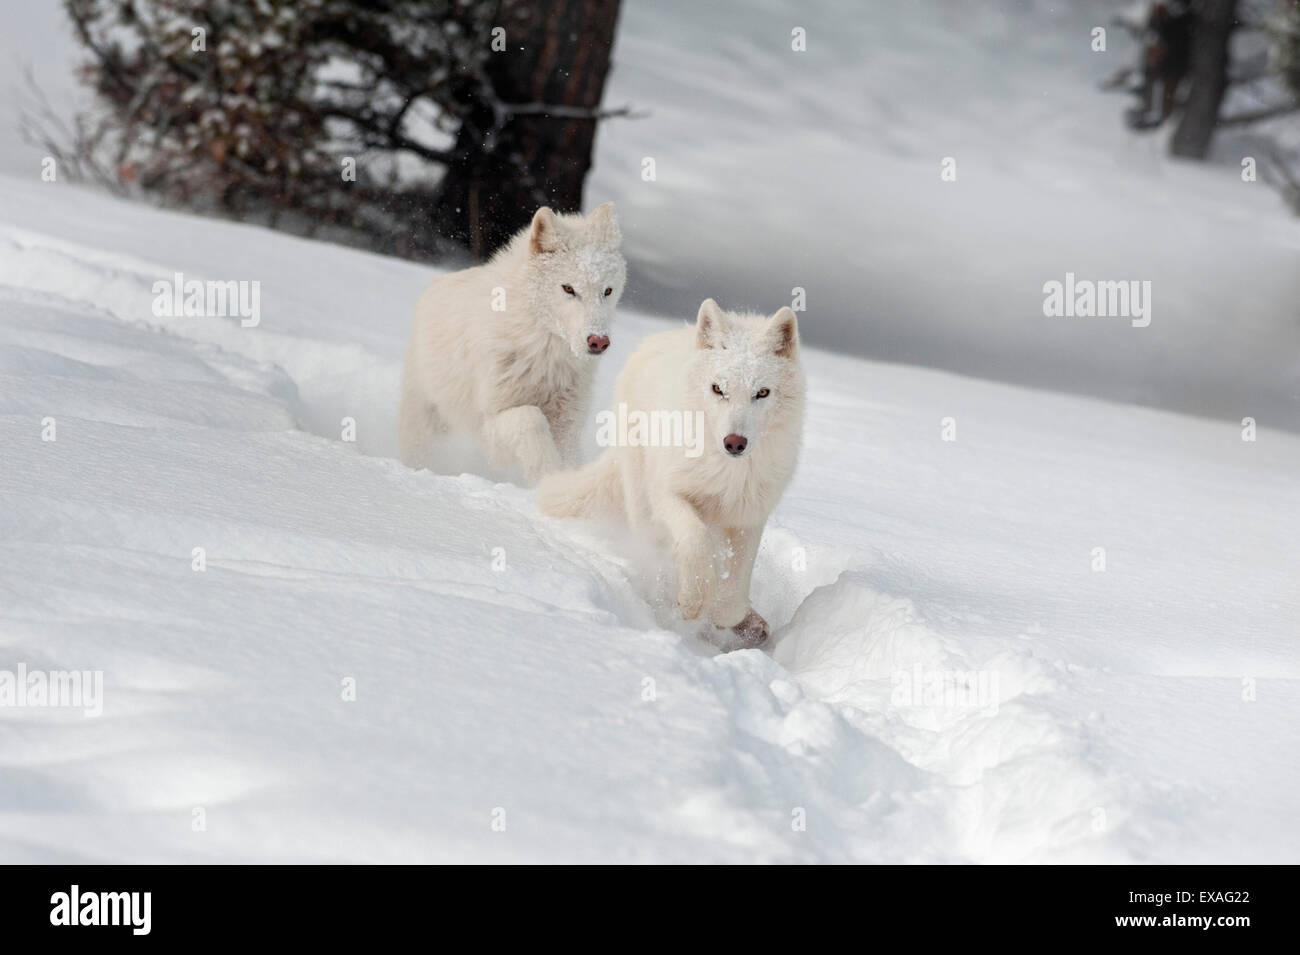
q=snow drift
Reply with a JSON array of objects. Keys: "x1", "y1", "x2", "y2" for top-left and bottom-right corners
[{"x1": 0, "y1": 175, "x2": 1296, "y2": 863}]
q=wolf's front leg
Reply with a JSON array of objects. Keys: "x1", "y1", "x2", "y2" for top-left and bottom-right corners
[
  {"x1": 710, "y1": 526, "x2": 768, "y2": 646},
  {"x1": 483, "y1": 405, "x2": 563, "y2": 484},
  {"x1": 709, "y1": 526, "x2": 762, "y2": 628},
  {"x1": 657, "y1": 494, "x2": 718, "y2": 620},
  {"x1": 547, "y1": 395, "x2": 588, "y2": 468}
]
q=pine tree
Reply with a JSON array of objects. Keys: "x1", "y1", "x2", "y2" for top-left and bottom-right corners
[{"x1": 60, "y1": 0, "x2": 623, "y2": 259}]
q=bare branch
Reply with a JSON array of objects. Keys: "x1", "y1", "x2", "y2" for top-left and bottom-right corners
[{"x1": 500, "y1": 101, "x2": 646, "y2": 121}]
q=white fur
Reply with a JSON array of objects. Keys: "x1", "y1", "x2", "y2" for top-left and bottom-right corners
[
  {"x1": 538, "y1": 299, "x2": 805, "y2": 643},
  {"x1": 399, "y1": 203, "x2": 626, "y2": 482}
]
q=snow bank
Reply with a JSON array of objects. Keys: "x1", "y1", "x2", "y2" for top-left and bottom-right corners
[{"x1": 1, "y1": 176, "x2": 1296, "y2": 862}]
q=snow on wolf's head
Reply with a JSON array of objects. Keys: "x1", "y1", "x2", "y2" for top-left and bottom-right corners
[
  {"x1": 687, "y1": 299, "x2": 805, "y2": 460},
  {"x1": 521, "y1": 203, "x2": 626, "y2": 358}
]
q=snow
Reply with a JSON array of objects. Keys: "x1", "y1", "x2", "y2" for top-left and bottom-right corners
[{"x1": 1, "y1": 174, "x2": 1297, "y2": 863}]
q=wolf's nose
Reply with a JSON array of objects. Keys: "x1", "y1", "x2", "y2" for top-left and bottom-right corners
[
  {"x1": 723, "y1": 434, "x2": 748, "y2": 456},
  {"x1": 587, "y1": 335, "x2": 610, "y2": 354}
]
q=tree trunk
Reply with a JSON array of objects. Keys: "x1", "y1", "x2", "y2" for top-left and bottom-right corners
[
  {"x1": 1171, "y1": 0, "x2": 1239, "y2": 158},
  {"x1": 432, "y1": 0, "x2": 622, "y2": 258}
]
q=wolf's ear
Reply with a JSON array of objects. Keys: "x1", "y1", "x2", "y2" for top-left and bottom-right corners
[
  {"x1": 695, "y1": 298, "x2": 728, "y2": 350},
  {"x1": 529, "y1": 206, "x2": 561, "y2": 255},
  {"x1": 586, "y1": 201, "x2": 621, "y2": 249},
  {"x1": 764, "y1": 307, "x2": 799, "y2": 358}
]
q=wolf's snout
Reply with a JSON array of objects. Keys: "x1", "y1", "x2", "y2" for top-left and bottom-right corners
[
  {"x1": 587, "y1": 334, "x2": 610, "y2": 354},
  {"x1": 723, "y1": 434, "x2": 748, "y2": 456}
]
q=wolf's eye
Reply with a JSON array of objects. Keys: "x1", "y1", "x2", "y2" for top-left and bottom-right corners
[
  {"x1": 755, "y1": 388, "x2": 770, "y2": 399},
  {"x1": 604, "y1": 287, "x2": 613, "y2": 297},
  {"x1": 712, "y1": 383, "x2": 724, "y2": 396},
  {"x1": 562, "y1": 284, "x2": 576, "y2": 296}
]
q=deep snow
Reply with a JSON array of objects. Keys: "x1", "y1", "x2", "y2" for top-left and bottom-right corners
[{"x1": 1, "y1": 176, "x2": 1297, "y2": 863}]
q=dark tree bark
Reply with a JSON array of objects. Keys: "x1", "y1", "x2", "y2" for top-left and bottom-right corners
[
  {"x1": 431, "y1": 0, "x2": 622, "y2": 258},
  {"x1": 1171, "y1": 0, "x2": 1240, "y2": 158}
]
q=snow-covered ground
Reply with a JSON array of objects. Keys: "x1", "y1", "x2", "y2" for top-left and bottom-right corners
[{"x1": 1, "y1": 175, "x2": 1297, "y2": 863}]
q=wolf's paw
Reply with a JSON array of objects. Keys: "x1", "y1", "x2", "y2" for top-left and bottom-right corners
[{"x1": 730, "y1": 610, "x2": 769, "y2": 648}]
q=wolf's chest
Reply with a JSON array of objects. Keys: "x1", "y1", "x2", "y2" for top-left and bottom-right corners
[
  {"x1": 496, "y1": 344, "x2": 585, "y2": 415},
  {"x1": 684, "y1": 459, "x2": 783, "y2": 528}
]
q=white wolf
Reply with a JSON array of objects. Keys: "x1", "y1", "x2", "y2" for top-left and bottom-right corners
[
  {"x1": 538, "y1": 299, "x2": 805, "y2": 647},
  {"x1": 399, "y1": 203, "x2": 625, "y2": 482}
]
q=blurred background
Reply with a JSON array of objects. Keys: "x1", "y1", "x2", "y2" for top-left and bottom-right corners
[{"x1": 2, "y1": 0, "x2": 1297, "y2": 427}]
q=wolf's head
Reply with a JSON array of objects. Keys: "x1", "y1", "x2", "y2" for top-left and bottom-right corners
[
  {"x1": 686, "y1": 299, "x2": 805, "y2": 460},
  {"x1": 523, "y1": 203, "x2": 626, "y2": 358}
]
